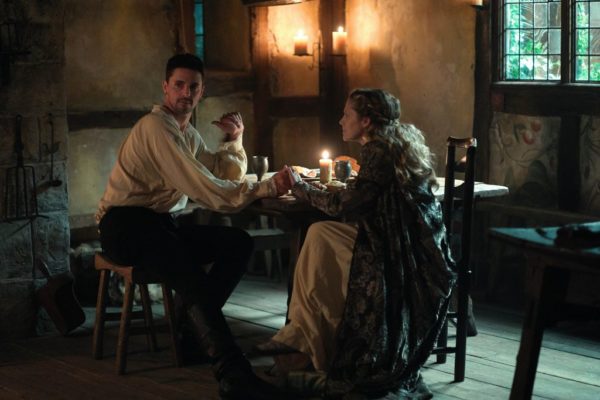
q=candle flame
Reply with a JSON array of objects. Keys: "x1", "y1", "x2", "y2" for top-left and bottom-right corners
[
  {"x1": 321, "y1": 150, "x2": 330, "y2": 159},
  {"x1": 337, "y1": 26, "x2": 344, "y2": 33},
  {"x1": 296, "y1": 29, "x2": 307, "y2": 38}
]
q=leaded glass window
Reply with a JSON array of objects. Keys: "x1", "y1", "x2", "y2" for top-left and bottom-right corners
[
  {"x1": 574, "y1": 0, "x2": 600, "y2": 82},
  {"x1": 502, "y1": 0, "x2": 562, "y2": 81},
  {"x1": 194, "y1": 0, "x2": 204, "y2": 59}
]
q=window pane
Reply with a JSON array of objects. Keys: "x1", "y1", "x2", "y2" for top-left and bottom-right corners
[
  {"x1": 535, "y1": 3, "x2": 548, "y2": 28},
  {"x1": 520, "y1": 3, "x2": 534, "y2": 28},
  {"x1": 548, "y1": 1, "x2": 561, "y2": 27},
  {"x1": 520, "y1": 55, "x2": 534, "y2": 79},
  {"x1": 533, "y1": 29, "x2": 548, "y2": 54},
  {"x1": 549, "y1": 54, "x2": 561, "y2": 79},
  {"x1": 520, "y1": 29, "x2": 534, "y2": 53},
  {"x1": 506, "y1": 4, "x2": 521, "y2": 28},
  {"x1": 501, "y1": 1, "x2": 560, "y2": 81},
  {"x1": 576, "y1": 56, "x2": 589, "y2": 80},
  {"x1": 534, "y1": 55, "x2": 549, "y2": 79},
  {"x1": 506, "y1": 29, "x2": 521, "y2": 54},
  {"x1": 592, "y1": 28, "x2": 600, "y2": 53},
  {"x1": 576, "y1": 2, "x2": 589, "y2": 28},
  {"x1": 194, "y1": 1, "x2": 204, "y2": 59},
  {"x1": 577, "y1": 28, "x2": 589, "y2": 55},
  {"x1": 506, "y1": 55, "x2": 521, "y2": 79},
  {"x1": 548, "y1": 28, "x2": 561, "y2": 54},
  {"x1": 590, "y1": 56, "x2": 600, "y2": 81},
  {"x1": 591, "y1": 2, "x2": 600, "y2": 27}
]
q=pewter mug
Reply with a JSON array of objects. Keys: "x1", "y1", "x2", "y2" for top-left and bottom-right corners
[
  {"x1": 251, "y1": 155, "x2": 269, "y2": 182},
  {"x1": 334, "y1": 160, "x2": 352, "y2": 183}
]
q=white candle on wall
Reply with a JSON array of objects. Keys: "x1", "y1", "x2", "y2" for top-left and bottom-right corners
[
  {"x1": 294, "y1": 30, "x2": 309, "y2": 55},
  {"x1": 319, "y1": 150, "x2": 332, "y2": 184},
  {"x1": 332, "y1": 26, "x2": 347, "y2": 55},
  {"x1": 473, "y1": 0, "x2": 483, "y2": 6}
]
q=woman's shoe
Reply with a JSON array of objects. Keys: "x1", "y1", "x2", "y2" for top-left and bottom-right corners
[{"x1": 252, "y1": 339, "x2": 300, "y2": 355}]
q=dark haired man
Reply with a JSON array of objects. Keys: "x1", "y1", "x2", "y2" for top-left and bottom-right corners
[{"x1": 96, "y1": 53, "x2": 290, "y2": 399}]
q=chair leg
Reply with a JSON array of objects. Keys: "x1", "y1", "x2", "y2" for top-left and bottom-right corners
[
  {"x1": 162, "y1": 284, "x2": 183, "y2": 367},
  {"x1": 455, "y1": 278, "x2": 471, "y2": 382},
  {"x1": 436, "y1": 319, "x2": 448, "y2": 364},
  {"x1": 92, "y1": 269, "x2": 110, "y2": 360},
  {"x1": 139, "y1": 284, "x2": 158, "y2": 352},
  {"x1": 116, "y1": 281, "x2": 135, "y2": 375}
]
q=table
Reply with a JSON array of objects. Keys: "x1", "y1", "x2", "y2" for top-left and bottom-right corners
[{"x1": 489, "y1": 226, "x2": 600, "y2": 400}]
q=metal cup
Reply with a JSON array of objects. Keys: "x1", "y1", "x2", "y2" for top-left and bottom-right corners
[
  {"x1": 334, "y1": 160, "x2": 352, "y2": 183},
  {"x1": 251, "y1": 156, "x2": 269, "y2": 182}
]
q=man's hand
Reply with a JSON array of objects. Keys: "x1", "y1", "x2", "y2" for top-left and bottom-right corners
[
  {"x1": 211, "y1": 112, "x2": 244, "y2": 142},
  {"x1": 272, "y1": 166, "x2": 293, "y2": 196}
]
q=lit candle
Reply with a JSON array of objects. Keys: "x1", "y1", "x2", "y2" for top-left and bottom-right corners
[
  {"x1": 332, "y1": 26, "x2": 347, "y2": 55},
  {"x1": 294, "y1": 30, "x2": 309, "y2": 56},
  {"x1": 319, "y1": 150, "x2": 332, "y2": 184},
  {"x1": 473, "y1": 0, "x2": 483, "y2": 6}
]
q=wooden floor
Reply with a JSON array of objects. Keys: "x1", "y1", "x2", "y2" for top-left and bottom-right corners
[{"x1": 1, "y1": 277, "x2": 599, "y2": 399}]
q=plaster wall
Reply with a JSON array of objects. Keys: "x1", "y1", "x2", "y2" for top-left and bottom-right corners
[
  {"x1": 64, "y1": 0, "x2": 174, "y2": 111},
  {"x1": 204, "y1": 0, "x2": 252, "y2": 71},
  {"x1": 268, "y1": 1, "x2": 320, "y2": 97},
  {"x1": 346, "y1": 0, "x2": 475, "y2": 173}
]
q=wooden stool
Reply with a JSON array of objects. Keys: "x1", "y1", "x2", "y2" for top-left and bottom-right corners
[{"x1": 92, "y1": 252, "x2": 182, "y2": 374}]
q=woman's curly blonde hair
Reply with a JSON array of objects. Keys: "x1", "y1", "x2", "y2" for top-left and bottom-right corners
[{"x1": 348, "y1": 88, "x2": 437, "y2": 188}]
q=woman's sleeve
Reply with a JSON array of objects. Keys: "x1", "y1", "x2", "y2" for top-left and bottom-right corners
[{"x1": 292, "y1": 142, "x2": 394, "y2": 217}]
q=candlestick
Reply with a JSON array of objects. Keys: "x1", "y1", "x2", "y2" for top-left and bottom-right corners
[
  {"x1": 319, "y1": 150, "x2": 332, "y2": 184},
  {"x1": 332, "y1": 26, "x2": 347, "y2": 56},
  {"x1": 294, "y1": 30, "x2": 309, "y2": 56}
]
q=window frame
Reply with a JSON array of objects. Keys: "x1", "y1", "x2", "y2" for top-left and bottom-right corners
[{"x1": 493, "y1": 0, "x2": 600, "y2": 88}]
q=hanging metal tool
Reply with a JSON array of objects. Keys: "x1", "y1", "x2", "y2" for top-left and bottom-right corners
[
  {"x1": 47, "y1": 113, "x2": 62, "y2": 187},
  {"x1": 3, "y1": 114, "x2": 40, "y2": 221}
]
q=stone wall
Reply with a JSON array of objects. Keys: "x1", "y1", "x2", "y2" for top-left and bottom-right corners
[{"x1": 0, "y1": 0, "x2": 69, "y2": 339}]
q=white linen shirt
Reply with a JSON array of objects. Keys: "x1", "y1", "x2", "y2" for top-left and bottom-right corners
[{"x1": 96, "y1": 105, "x2": 276, "y2": 223}]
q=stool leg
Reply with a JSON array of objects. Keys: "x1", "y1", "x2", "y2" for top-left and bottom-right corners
[
  {"x1": 92, "y1": 270, "x2": 110, "y2": 360},
  {"x1": 162, "y1": 284, "x2": 182, "y2": 367},
  {"x1": 139, "y1": 284, "x2": 158, "y2": 352},
  {"x1": 116, "y1": 281, "x2": 135, "y2": 375}
]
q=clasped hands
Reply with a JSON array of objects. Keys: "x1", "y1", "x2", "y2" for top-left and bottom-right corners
[{"x1": 271, "y1": 165, "x2": 306, "y2": 197}]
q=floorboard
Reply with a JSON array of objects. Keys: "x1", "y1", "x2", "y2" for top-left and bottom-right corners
[{"x1": 0, "y1": 277, "x2": 598, "y2": 399}]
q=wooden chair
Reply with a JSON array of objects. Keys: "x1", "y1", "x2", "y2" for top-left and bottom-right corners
[
  {"x1": 92, "y1": 252, "x2": 182, "y2": 374},
  {"x1": 432, "y1": 136, "x2": 477, "y2": 382}
]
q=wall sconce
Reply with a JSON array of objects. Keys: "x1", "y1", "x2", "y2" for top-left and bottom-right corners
[
  {"x1": 471, "y1": 0, "x2": 488, "y2": 10},
  {"x1": 331, "y1": 26, "x2": 347, "y2": 56},
  {"x1": 293, "y1": 26, "x2": 346, "y2": 68},
  {"x1": 293, "y1": 29, "x2": 310, "y2": 56},
  {"x1": 293, "y1": 29, "x2": 322, "y2": 70}
]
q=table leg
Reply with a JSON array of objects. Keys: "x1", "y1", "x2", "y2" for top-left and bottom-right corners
[{"x1": 510, "y1": 264, "x2": 569, "y2": 400}]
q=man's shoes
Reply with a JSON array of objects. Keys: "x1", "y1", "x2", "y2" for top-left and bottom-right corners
[
  {"x1": 252, "y1": 339, "x2": 300, "y2": 355},
  {"x1": 219, "y1": 366, "x2": 291, "y2": 400}
]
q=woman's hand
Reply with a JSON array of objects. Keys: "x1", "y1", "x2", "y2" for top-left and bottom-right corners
[
  {"x1": 211, "y1": 112, "x2": 244, "y2": 142},
  {"x1": 285, "y1": 166, "x2": 302, "y2": 187}
]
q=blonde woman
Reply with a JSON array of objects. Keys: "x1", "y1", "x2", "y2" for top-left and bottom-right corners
[{"x1": 259, "y1": 89, "x2": 456, "y2": 399}]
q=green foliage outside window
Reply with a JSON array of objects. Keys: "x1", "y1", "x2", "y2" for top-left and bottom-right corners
[{"x1": 502, "y1": 0, "x2": 599, "y2": 83}]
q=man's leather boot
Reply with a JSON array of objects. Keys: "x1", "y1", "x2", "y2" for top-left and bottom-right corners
[{"x1": 186, "y1": 304, "x2": 290, "y2": 400}]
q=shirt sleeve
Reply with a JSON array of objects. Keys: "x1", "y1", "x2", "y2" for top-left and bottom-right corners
[
  {"x1": 195, "y1": 134, "x2": 248, "y2": 181},
  {"x1": 144, "y1": 118, "x2": 276, "y2": 212}
]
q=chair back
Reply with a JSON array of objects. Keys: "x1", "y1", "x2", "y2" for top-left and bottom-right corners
[{"x1": 443, "y1": 136, "x2": 477, "y2": 270}]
